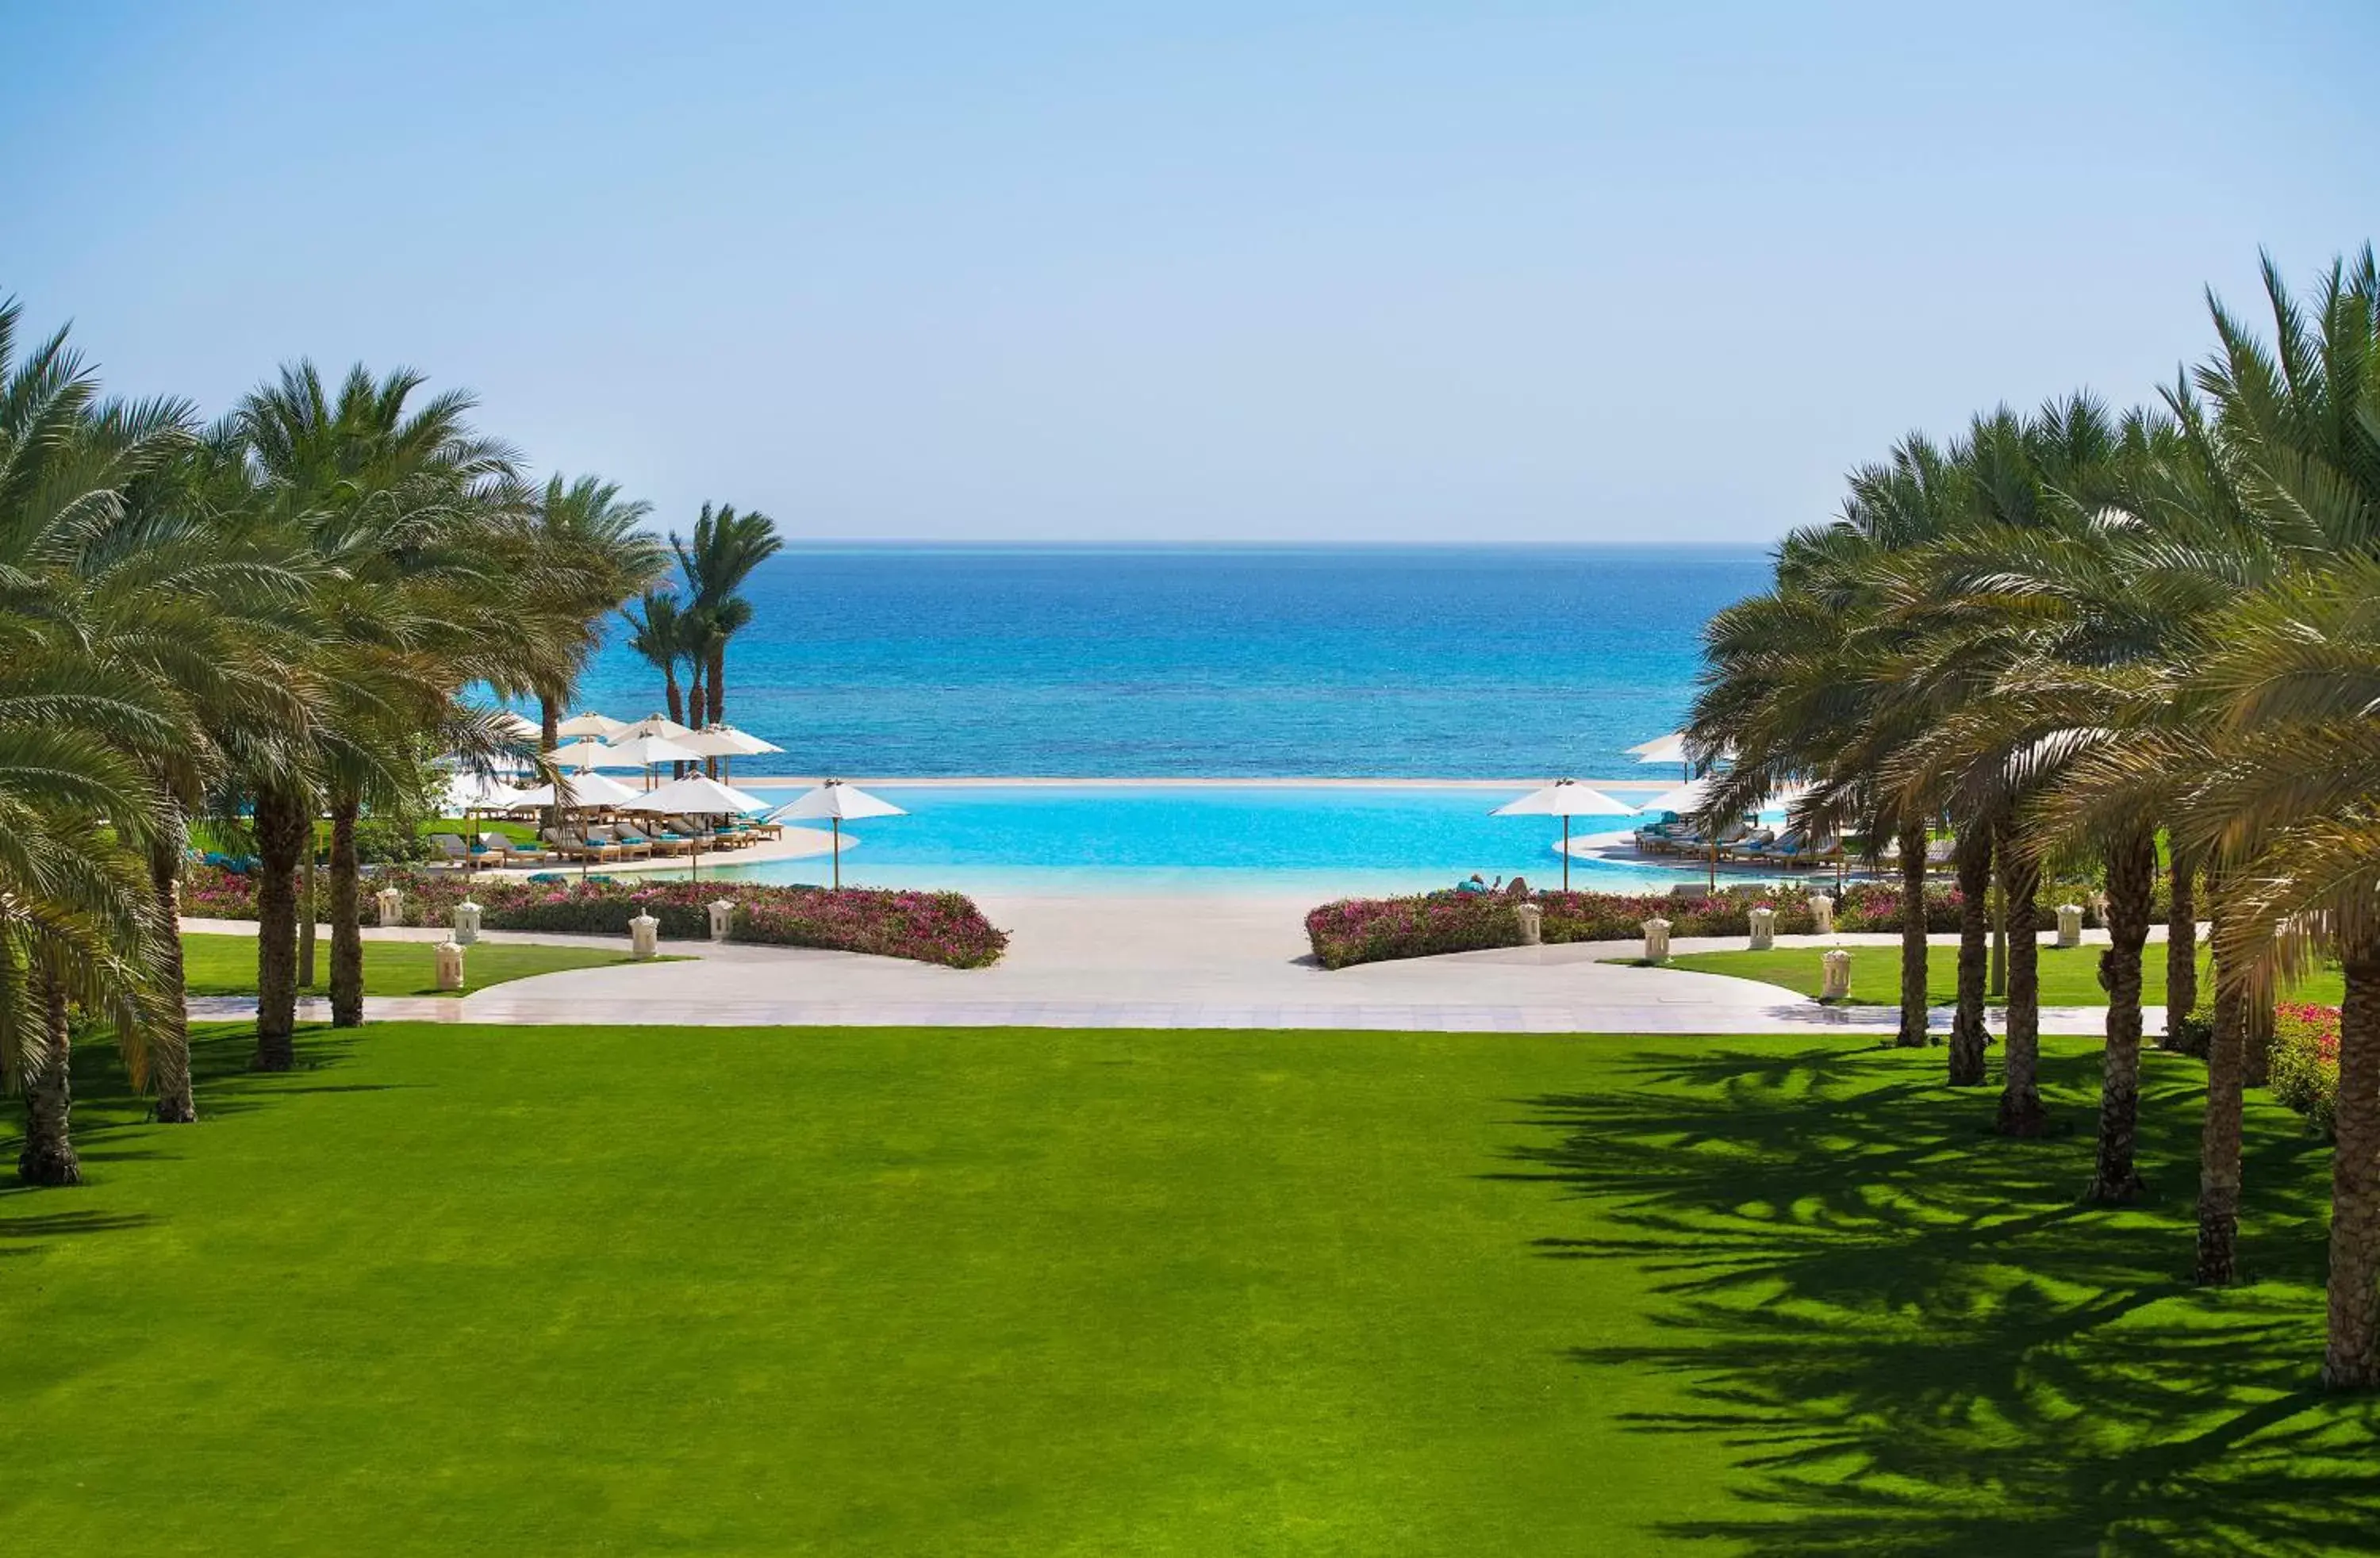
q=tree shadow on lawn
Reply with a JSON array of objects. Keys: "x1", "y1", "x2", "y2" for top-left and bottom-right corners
[
  {"x1": 1, "y1": 1023, "x2": 401, "y2": 1243},
  {"x1": 1493, "y1": 1040, "x2": 2380, "y2": 1556}
]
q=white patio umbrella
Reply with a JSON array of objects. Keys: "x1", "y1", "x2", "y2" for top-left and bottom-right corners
[
  {"x1": 624, "y1": 774, "x2": 774, "y2": 880},
  {"x1": 1627, "y1": 731, "x2": 1735, "y2": 781},
  {"x1": 1637, "y1": 777, "x2": 1809, "y2": 816},
  {"x1": 599, "y1": 734, "x2": 701, "y2": 788},
  {"x1": 1493, "y1": 781, "x2": 1634, "y2": 892},
  {"x1": 678, "y1": 723, "x2": 784, "y2": 781},
  {"x1": 769, "y1": 779, "x2": 904, "y2": 888},
  {"x1": 440, "y1": 772, "x2": 528, "y2": 815},
  {"x1": 620, "y1": 713, "x2": 696, "y2": 741},
  {"x1": 493, "y1": 710, "x2": 542, "y2": 740},
  {"x1": 555, "y1": 712, "x2": 627, "y2": 740},
  {"x1": 507, "y1": 771, "x2": 642, "y2": 809},
  {"x1": 547, "y1": 739, "x2": 619, "y2": 771}
]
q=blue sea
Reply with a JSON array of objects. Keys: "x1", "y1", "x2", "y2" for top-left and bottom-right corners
[
  {"x1": 570, "y1": 544, "x2": 1769, "y2": 777},
  {"x1": 553, "y1": 544, "x2": 1783, "y2": 892}
]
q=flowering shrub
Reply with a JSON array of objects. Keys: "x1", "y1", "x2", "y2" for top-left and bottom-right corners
[
  {"x1": 1536, "y1": 889, "x2": 1821, "y2": 942},
  {"x1": 178, "y1": 865, "x2": 1006, "y2": 969},
  {"x1": 1833, "y1": 881, "x2": 1964, "y2": 934},
  {"x1": 1304, "y1": 893, "x2": 1524, "y2": 969},
  {"x1": 1303, "y1": 879, "x2": 1970, "y2": 969},
  {"x1": 2269, "y1": 1003, "x2": 2341, "y2": 1138}
]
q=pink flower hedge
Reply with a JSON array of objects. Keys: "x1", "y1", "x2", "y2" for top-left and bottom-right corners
[
  {"x1": 1304, "y1": 882, "x2": 1965, "y2": 969},
  {"x1": 181, "y1": 865, "x2": 1006, "y2": 969},
  {"x1": 2271, "y1": 1003, "x2": 2342, "y2": 1137}
]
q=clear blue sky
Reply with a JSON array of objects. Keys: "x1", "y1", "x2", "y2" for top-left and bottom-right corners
[{"x1": 5, "y1": 2, "x2": 2374, "y2": 543}]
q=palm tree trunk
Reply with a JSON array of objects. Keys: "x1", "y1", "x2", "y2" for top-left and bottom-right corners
[
  {"x1": 1949, "y1": 825, "x2": 1993, "y2": 1085},
  {"x1": 2086, "y1": 829, "x2": 2157, "y2": 1203},
  {"x1": 2195, "y1": 879, "x2": 2247, "y2": 1286},
  {"x1": 252, "y1": 786, "x2": 309, "y2": 1072},
  {"x1": 1990, "y1": 885, "x2": 2007, "y2": 999},
  {"x1": 2244, "y1": 988, "x2": 2275, "y2": 1088},
  {"x1": 2321, "y1": 942, "x2": 2380, "y2": 1387},
  {"x1": 147, "y1": 825, "x2": 198, "y2": 1124},
  {"x1": 2164, "y1": 852, "x2": 2198, "y2": 1051},
  {"x1": 706, "y1": 645, "x2": 725, "y2": 777},
  {"x1": 298, "y1": 853, "x2": 317, "y2": 988},
  {"x1": 1897, "y1": 820, "x2": 1930, "y2": 1048},
  {"x1": 328, "y1": 792, "x2": 364, "y2": 1028},
  {"x1": 1997, "y1": 836, "x2": 2046, "y2": 1137},
  {"x1": 15, "y1": 965, "x2": 81, "y2": 1186},
  {"x1": 539, "y1": 690, "x2": 562, "y2": 831},
  {"x1": 664, "y1": 667, "x2": 686, "y2": 776}
]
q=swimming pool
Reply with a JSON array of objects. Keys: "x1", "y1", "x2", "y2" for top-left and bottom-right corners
[{"x1": 693, "y1": 784, "x2": 1797, "y2": 897}]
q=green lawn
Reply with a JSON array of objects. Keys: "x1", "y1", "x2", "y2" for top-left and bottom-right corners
[
  {"x1": 4, "y1": 1023, "x2": 2375, "y2": 1555},
  {"x1": 1655, "y1": 942, "x2": 2347, "y2": 1007},
  {"x1": 178, "y1": 931, "x2": 635, "y2": 997}
]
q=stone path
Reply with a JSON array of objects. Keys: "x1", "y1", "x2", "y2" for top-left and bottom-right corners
[{"x1": 182, "y1": 903, "x2": 2167, "y2": 1036}]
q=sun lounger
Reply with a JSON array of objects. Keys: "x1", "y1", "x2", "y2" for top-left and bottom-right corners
[
  {"x1": 1721, "y1": 827, "x2": 1779, "y2": 862},
  {"x1": 689, "y1": 815, "x2": 758, "y2": 849},
  {"x1": 610, "y1": 824, "x2": 685, "y2": 857},
  {"x1": 585, "y1": 826, "x2": 653, "y2": 861},
  {"x1": 475, "y1": 832, "x2": 551, "y2": 865},
  {"x1": 541, "y1": 827, "x2": 623, "y2": 862}
]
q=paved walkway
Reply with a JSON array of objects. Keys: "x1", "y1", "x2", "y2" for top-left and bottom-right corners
[{"x1": 183, "y1": 903, "x2": 2166, "y2": 1035}]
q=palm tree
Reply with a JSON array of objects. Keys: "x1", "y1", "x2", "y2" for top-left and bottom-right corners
[
  {"x1": 517, "y1": 474, "x2": 662, "y2": 751},
  {"x1": 0, "y1": 294, "x2": 186, "y2": 1172},
  {"x1": 2186, "y1": 249, "x2": 2380, "y2": 1383},
  {"x1": 2182, "y1": 562, "x2": 2380, "y2": 1383},
  {"x1": 228, "y1": 362, "x2": 542, "y2": 1043},
  {"x1": 670, "y1": 502, "x2": 782, "y2": 750},
  {"x1": 63, "y1": 427, "x2": 319, "y2": 1117},
  {"x1": 622, "y1": 588, "x2": 691, "y2": 737},
  {"x1": 1692, "y1": 433, "x2": 1978, "y2": 1052}
]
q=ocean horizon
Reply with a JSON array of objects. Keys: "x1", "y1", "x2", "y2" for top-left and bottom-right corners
[{"x1": 567, "y1": 543, "x2": 1771, "y2": 778}]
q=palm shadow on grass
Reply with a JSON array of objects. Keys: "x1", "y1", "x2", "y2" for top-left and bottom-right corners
[
  {"x1": 1493, "y1": 1040, "x2": 2380, "y2": 1556},
  {"x1": 1, "y1": 1021, "x2": 406, "y2": 1247}
]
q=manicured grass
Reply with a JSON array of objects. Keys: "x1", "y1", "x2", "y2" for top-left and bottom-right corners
[
  {"x1": 1656, "y1": 942, "x2": 2347, "y2": 1007},
  {"x1": 178, "y1": 932, "x2": 637, "y2": 997},
  {"x1": 425, "y1": 813, "x2": 543, "y2": 846},
  {"x1": 5, "y1": 1023, "x2": 2376, "y2": 1554},
  {"x1": 4, "y1": 1032, "x2": 2380, "y2": 1551}
]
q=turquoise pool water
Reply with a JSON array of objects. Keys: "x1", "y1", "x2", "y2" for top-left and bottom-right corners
[{"x1": 693, "y1": 784, "x2": 1786, "y2": 897}]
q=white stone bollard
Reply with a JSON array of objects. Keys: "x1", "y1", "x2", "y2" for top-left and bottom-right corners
[
  {"x1": 434, "y1": 939, "x2": 466, "y2": 992},
  {"x1": 1821, "y1": 949, "x2": 1852, "y2": 1001},
  {"x1": 629, "y1": 911, "x2": 660, "y2": 961},
  {"x1": 1514, "y1": 902, "x2": 1542, "y2": 946},
  {"x1": 1749, "y1": 906, "x2": 1776, "y2": 951},
  {"x1": 1642, "y1": 917, "x2": 1672, "y2": 963},
  {"x1": 1811, "y1": 893, "x2": 1835, "y2": 936},
  {"x1": 452, "y1": 899, "x2": 482, "y2": 946},
  {"x1": 374, "y1": 886, "x2": 404, "y2": 927},
  {"x1": 707, "y1": 899, "x2": 735, "y2": 942},
  {"x1": 2056, "y1": 904, "x2": 2083, "y2": 949}
]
